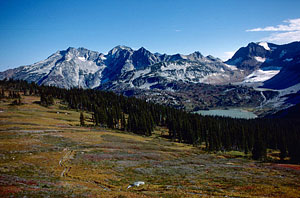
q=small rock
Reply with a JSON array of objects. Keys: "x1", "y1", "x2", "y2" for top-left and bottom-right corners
[
  {"x1": 226, "y1": 162, "x2": 235, "y2": 165},
  {"x1": 127, "y1": 181, "x2": 145, "y2": 189}
]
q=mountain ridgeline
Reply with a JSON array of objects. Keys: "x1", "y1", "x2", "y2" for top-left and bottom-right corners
[
  {"x1": 1, "y1": 41, "x2": 300, "y2": 113},
  {"x1": 226, "y1": 41, "x2": 300, "y2": 89},
  {"x1": 0, "y1": 46, "x2": 244, "y2": 89},
  {"x1": 1, "y1": 41, "x2": 300, "y2": 89},
  {"x1": 1, "y1": 79, "x2": 299, "y2": 163}
]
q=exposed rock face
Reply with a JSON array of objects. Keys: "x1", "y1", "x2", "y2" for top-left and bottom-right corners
[
  {"x1": 226, "y1": 41, "x2": 300, "y2": 89},
  {"x1": 0, "y1": 46, "x2": 244, "y2": 89},
  {"x1": 1, "y1": 42, "x2": 299, "y2": 112}
]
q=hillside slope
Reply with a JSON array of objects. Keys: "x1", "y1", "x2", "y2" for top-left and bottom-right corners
[{"x1": 0, "y1": 93, "x2": 300, "y2": 197}]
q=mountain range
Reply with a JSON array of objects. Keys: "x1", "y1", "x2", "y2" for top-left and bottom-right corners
[{"x1": 1, "y1": 41, "x2": 300, "y2": 115}]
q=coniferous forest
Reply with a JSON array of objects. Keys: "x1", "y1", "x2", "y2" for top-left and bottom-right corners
[{"x1": 1, "y1": 79, "x2": 299, "y2": 163}]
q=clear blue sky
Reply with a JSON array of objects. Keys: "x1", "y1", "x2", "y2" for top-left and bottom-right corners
[{"x1": 1, "y1": 0, "x2": 300, "y2": 71}]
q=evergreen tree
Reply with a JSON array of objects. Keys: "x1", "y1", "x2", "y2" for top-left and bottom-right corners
[
  {"x1": 80, "y1": 112, "x2": 85, "y2": 126},
  {"x1": 0, "y1": 89, "x2": 5, "y2": 98},
  {"x1": 278, "y1": 136, "x2": 287, "y2": 161},
  {"x1": 121, "y1": 113, "x2": 126, "y2": 131},
  {"x1": 40, "y1": 93, "x2": 54, "y2": 106},
  {"x1": 252, "y1": 132, "x2": 266, "y2": 160}
]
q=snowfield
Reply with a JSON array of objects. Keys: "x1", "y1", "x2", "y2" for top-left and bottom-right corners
[
  {"x1": 258, "y1": 42, "x2": 271, "y2": 51},
  {"x1": 243, "y1": 69, "x2": 280, "y2": 83},
  {"x1": 254, "y1": 56, "x2": 266, "y2": 62}
]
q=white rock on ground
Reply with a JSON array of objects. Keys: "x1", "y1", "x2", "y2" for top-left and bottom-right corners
[{"x1": 127, "y1": 181, "x2": 145, "y2": 189}]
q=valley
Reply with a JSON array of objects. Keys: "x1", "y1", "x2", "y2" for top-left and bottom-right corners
[{"x1": 104, "y1": 81, "x2": 272, "y2": 113}]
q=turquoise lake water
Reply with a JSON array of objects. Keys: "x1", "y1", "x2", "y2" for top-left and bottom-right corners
[{"x1": 195, "y1": 109, "x2": 257, "y2": 119}]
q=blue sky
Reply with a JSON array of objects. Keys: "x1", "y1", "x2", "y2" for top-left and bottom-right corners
[{"x1": 1, "y1": 0, "x2": 300, "y2": 71}]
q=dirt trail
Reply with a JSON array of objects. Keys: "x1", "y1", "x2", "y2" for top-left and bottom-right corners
[
  {"x1": 59, "y1": 148, "x2": 75, "y2": 177},
  {"x1": 58, "y1": 148, "x2": 113, "y2": 191}
]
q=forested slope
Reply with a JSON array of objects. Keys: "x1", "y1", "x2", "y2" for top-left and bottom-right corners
[{"x1": 1, "y1": 79, "x2": 299, "y2": 163}]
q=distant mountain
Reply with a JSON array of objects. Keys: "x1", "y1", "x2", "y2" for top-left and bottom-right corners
[
  {"x1": 0, "y1": 47, "x2": 106, "y2": 89},
  {"x1": 0, "y1": 46, "x2": 244, "y2": 89},
  {"x1": 226, "y1": 42, "x2": 300, "y2": 71},
  {"x1": 262, "y1": 51, "x2": 300, "y2": 89},
  {"x1": 226, "y1": 41, "x2": 300, "y2": 88},
  {"x1": 1, "y1": 42, "x2": 299, "y2": 113}
]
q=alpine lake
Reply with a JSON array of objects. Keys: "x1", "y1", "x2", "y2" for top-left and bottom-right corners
[{"x1": 195, "y1": 108, "x2": 258, "y2": 119}]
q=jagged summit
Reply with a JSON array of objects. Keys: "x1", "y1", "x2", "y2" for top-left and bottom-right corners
[
  {"x1": 0, "y1": 45, "x2": 242, "y2": 89},
  {"x1": 1, "y1": 42, "x2": 300, "y2": 113},
  {"x1": 108, "y1": 45, "x2": 133, "y2": 55},
  {"x1": 1, "y1": 42, "x2": 299, "y2": 94},
  {"x1": 257, "y1": 42, "x2": 271, "y2": 51}
]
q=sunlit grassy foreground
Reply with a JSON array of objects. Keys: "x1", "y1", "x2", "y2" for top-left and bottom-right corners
[{"x1": 0, "y1": 95, "x2": 299, "y2": 197}]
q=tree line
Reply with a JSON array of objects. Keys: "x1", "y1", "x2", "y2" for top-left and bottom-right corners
[{"x1": 0, "y1": 79, "x2": 299, "y2": 163}]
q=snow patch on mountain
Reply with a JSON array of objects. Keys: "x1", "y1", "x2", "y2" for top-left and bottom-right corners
[
  {"x1": 28, "y1": 65, "x2": 53, "y2": 75},
  {"x1": 254, "y1": 56, "x2": 266, "y2": 62},
  {"x1": 78, "y1": 57, "x2": 86, "y2": 61},
  {"x1": 225, "y1": 64, "x2": 238, "y2": 70},
  {"x1": 139, "y1": 82, "x2": 157, "y2": 89},
  {"x1": 258, "y1": 42, "x2": 270, "y2": 50},
  {"x1": 243, "y1": 69, "x2": 280, "y2": 83},
  {"x1": 161, "y1": 62, "x2": 188, "y2": 72},
  {"x1": 132, "y1": 68, "x2": 151, "y2": 80},
  {"x1": 257, "y1": 83, "x2": 300, "y2": 109}
]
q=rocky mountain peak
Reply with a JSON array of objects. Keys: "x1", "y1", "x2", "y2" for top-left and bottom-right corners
[
  {"x1": 1, "y1": 42, "x2": 299, "y2": 94},
  {"x1": 66, "y1": 47, "x2": 77, "y2": 52},
  {"x1": 108, "y1": 45, "x2": 133, "y2": 56},
  {"x1": 225, "y1": 42, "x2": 271, "y2": 70},
  {"x1": 187, "y1": 51, "x2": 204, "y2": 61},
  {"x1": 206, "y1": 55, "x2": 221, "y2": 62},
  {"x1": 135, "y1": 47, "x2": 153, "y2": 57},
  {"x1": 246, "y1": 42, "x2": 268, "y2": 56},
  {"x1": 137, "y1": 47, "x2": 147, "y2": 52}
]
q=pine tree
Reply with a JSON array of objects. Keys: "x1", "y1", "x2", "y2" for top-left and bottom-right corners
[
  {"x1": 40, "y1": 93, "x2": 54, "y2": 106},
  {"x1": 0, "y1": 89, "x2": 5, "y2": 98},
  {"x1": 80, "y1": 112, "x2": 85, "y2": 126},
  {"x1": 288, "y1": 134, "x2": 300, "y2": 163},
  {"x1": 252, "y1": 132, "x2": 266, "y2": 160},
  {"x1": 279, "y1": 136, "x2": 287, "y2": 161},
  {"x1": 121, "y1": 113, "x2": 126, "y2": 131}
]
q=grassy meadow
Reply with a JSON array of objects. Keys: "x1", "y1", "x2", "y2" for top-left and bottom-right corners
[{"x1": 0, "y1": 95, "x2": 299, "y2": 197}]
